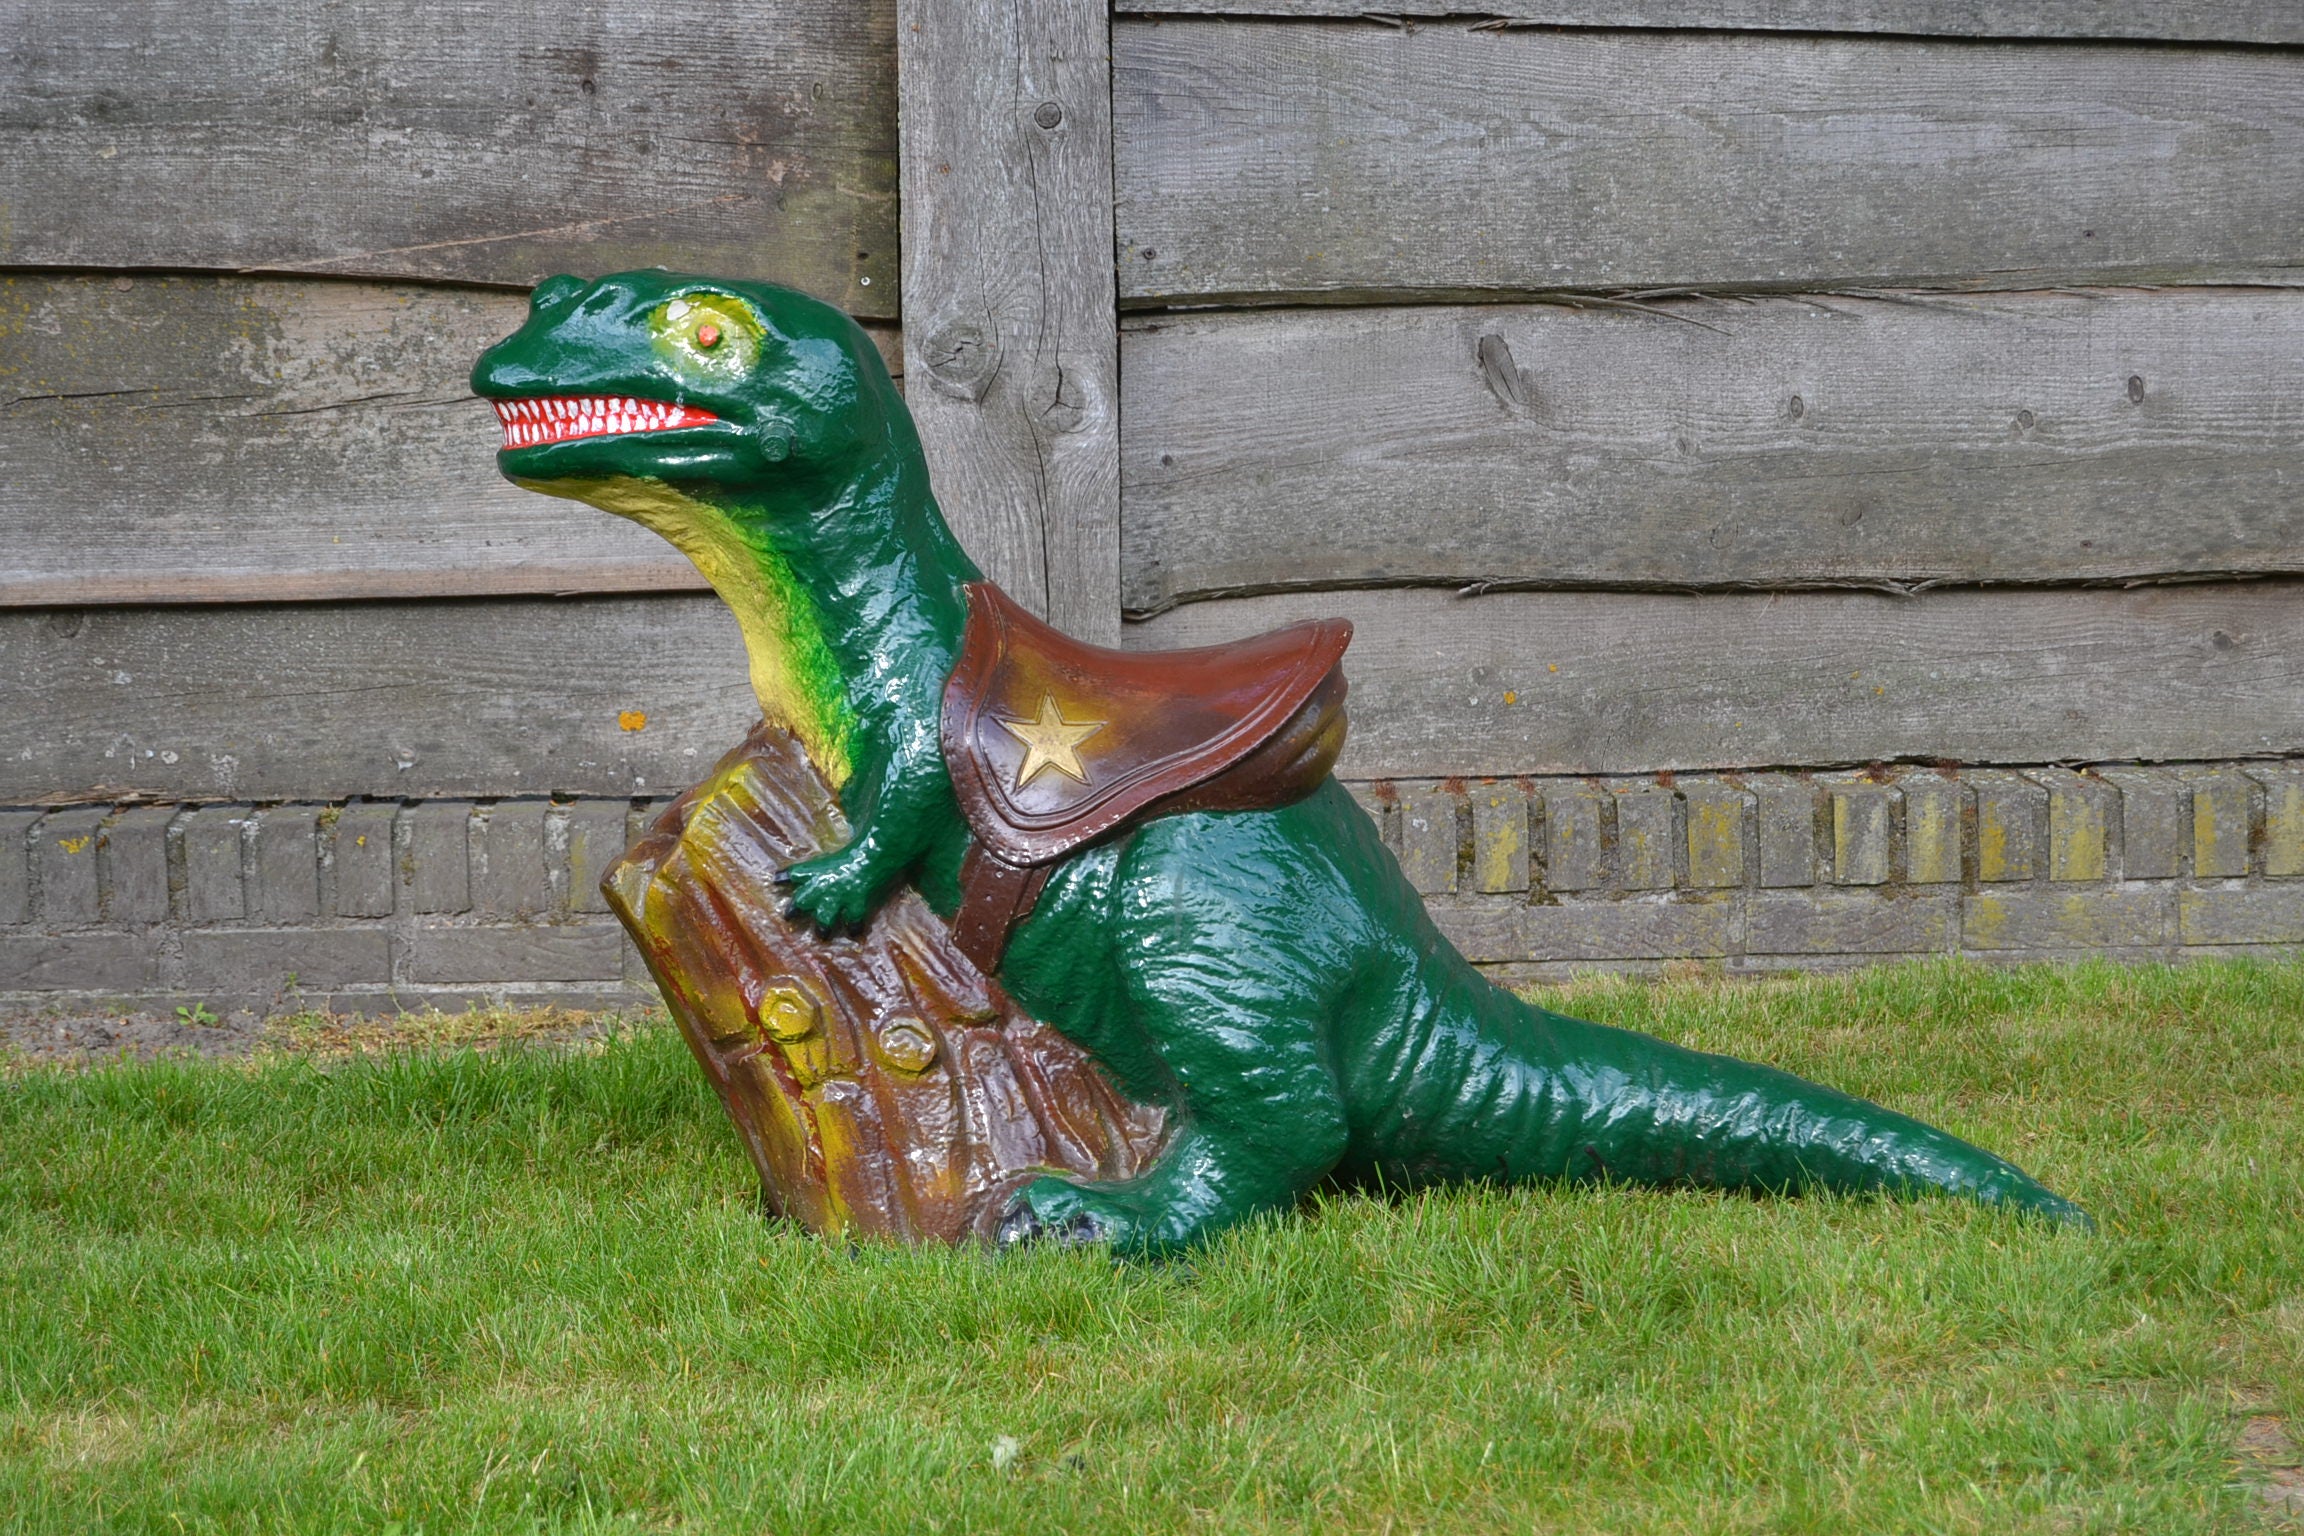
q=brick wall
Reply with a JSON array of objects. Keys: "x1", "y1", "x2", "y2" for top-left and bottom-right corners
[
  {"x1": 0, "y1": 798, "x2": 667, "y2": 1013},
  {"x1": 1372, "y1": 762, "x2": 2304, "y2": 983},
  {"x1": 4, "y1": 762, "x2": 2302, "y2": 1013}
]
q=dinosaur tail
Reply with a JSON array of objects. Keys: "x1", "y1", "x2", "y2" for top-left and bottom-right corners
[{"x1": 1350, "y1": 936, "x2": 2089, "y2": 1227}]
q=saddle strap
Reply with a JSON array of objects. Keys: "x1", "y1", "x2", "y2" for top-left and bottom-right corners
[{"x1": 952, "y1": 842, "x2": 1055, "y2": 977}]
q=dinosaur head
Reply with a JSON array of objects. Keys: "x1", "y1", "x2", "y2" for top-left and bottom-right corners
[
  {"x1": 472, "y1": 269, "x2": 899, "y2": 501},
  {"x1": 473, "y1": 271, "x2": 929, "y2": 785}
]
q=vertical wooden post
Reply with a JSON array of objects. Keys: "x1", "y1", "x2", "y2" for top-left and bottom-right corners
[{"x1": 897, "y1": 0, "x2": 1121, "y2": 645}]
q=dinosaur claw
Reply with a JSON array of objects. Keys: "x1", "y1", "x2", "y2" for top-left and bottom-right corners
[
  {"x1": 1058, "y1": 1210, "x2": 1110, "y2": 1245},
  {"x1": 994, "y1": 1190, "x2": 1111, "y2": 1252},
  {"x1": 995, "y1": 1198, "x2": 1044, "y2": 1250}
]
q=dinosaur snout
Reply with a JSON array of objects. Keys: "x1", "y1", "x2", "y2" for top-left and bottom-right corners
[{"x1": 528, "y1": 273, "x2": 587, "y2": 313}]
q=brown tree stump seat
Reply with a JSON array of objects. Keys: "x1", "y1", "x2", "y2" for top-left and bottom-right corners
[{"x1": 604, "y1": 722, "x2": 1168, "y2": 1245}]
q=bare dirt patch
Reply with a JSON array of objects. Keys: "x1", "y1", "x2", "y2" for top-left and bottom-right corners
[
  {"x1": 2238, "y1": 1415, "x2": 2304, "y2": 1525},
  {"x1": 0, "y1": 1004, "x2": 655, "y2": 1068}
]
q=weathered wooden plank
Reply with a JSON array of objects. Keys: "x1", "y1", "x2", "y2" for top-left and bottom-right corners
[
  {"x1": 0, "y1": 0, "x2": 898, "y2": 317},
  {"x1": 14, "y1": 582, "x2": 2301, "y2": 801},
  {"x1": 1126, "y1": 582, "x2": 2304, "y2": 778},
  {"x1": 1119, "y1": 289, "x2": 2304, "y2": 613},
  {"x1": 0, "y1": 275, "x2": 899, "y2": 605},
  {"x1": 1109, "y1": 2, "x2": 2304, "y2": 47},
  {"x1": 2, "y1": 597, "x2": 757, "y2": 803},
  {"x1": 898, "y1": 0, "x2": 1122, "y2": 643},
  {"x1": 1113, "y1": 22, "x2": 2304, "y2": 304}
]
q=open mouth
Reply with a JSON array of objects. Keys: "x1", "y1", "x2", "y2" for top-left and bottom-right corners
[{"x1": 491, "y1": 394, "x2": 721, "y2": 450}]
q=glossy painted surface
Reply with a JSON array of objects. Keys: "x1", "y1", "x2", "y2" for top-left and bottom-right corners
[
  {"x1": 999, "y1": 782, "x2": 2088, "y2": 1250},
  {"x1": 942, "y1": 579, "x2": 1350, "y2": 867},
  {"x1": 474, "y1": 269, "x2": 980, "y2": 919},
  {"x1": 606, "y1": 722, "x2": 1167, "y2": 1244},
  {"x1": 480, "y1": 272, "x2": 2087, "y2": 1254}
]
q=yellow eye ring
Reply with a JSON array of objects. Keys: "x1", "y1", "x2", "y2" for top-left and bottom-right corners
[{"x1": 652, "y1": 294, "x2": 757, "y2": 373}]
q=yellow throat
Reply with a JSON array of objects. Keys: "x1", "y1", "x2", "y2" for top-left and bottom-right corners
[{"x1": 519, "y1": 475, "x2": 855, "y2": 786}]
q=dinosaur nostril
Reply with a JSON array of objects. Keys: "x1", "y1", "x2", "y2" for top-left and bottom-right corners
[{"x1": 530, "y1": 274, "x2": 586, "y2": 313}]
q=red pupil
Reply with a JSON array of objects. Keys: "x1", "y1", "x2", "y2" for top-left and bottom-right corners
[{"x1": 697, "y1": 322, "x2": 721, "y2": 348}]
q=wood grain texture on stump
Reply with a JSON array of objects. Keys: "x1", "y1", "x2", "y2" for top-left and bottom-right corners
[{"x1": 605, "y1": 723, "x2": 1166, "y2": 1244}]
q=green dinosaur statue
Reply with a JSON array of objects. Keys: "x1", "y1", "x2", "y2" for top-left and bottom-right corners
[{"x1": 473, "y1": 271, "x2": 2088, "y2": 1255}]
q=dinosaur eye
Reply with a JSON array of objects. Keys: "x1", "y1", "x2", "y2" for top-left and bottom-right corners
[{"x1": 651, "y1": 292, "x2": 762, "y2": 375}]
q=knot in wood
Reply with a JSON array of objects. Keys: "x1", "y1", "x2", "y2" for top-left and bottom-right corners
[
  {"x1": 1032, "y1": 100, "x2": 1064, "y2": 131},
  {"x1": 1034, "y1": 361, "x2": 1092, "y2": 436},
  {"x1": 871, "y1": 1014, "x2": 940, "y2": 1075},
  {"x1": 921, "y1": 318, "x2": 1001, "y2": 403},
  {"x1": 1477, "y1": 332, "x2": 1528, "y2": 412}
]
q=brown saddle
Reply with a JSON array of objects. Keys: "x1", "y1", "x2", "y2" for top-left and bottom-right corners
[{"x1": 942, "y1": 581, "x2": 1352, "y2": 971}]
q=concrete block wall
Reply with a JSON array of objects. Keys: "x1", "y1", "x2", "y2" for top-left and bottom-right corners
[
  {"x1": 0, "y1": 798, "x2": 673, "y2": 1014},
  {"x1": 1355, "y1": 761, "x2": 2304, "y2": 984},
  {"x1": 4, "y1": 761, "x2": 2303, "y2": 1014}
]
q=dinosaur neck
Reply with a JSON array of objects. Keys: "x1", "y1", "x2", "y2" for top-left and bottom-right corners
[{"x1": 542, "y1": 444, "x2": 979, "y2": 789}]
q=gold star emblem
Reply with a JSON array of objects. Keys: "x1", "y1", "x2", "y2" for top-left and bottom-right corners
[{"x1": 997, "y1": 694, "x2": 1105, "y2": 789}]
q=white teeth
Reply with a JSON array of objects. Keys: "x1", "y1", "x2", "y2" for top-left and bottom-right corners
[{"x1": 494, "y1": 392, "x2": 720, "y2": 448}]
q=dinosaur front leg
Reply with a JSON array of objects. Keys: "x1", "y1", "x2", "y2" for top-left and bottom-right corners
[
  {"x1": 777, "y1": 819, "x2": 910, "y2": 931},
  {"x1": 779, "y1": 715, "x2": 951, "y2": 931}
]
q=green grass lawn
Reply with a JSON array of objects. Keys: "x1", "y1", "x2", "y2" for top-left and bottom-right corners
[{"x1": 3, "y1": 959, "x2": 2300, "y2": 1534}]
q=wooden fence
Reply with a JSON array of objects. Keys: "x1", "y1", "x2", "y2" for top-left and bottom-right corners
[
  {"x1": 6, "y1": 1, "x2": 2301, "y2": 804},
  {"x1": 1098, "y1": 8, "x2": 2304, "y2": 783},
  {"x1": 2, "y1": 1, "x2": 2301, "y2": 1001}
]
